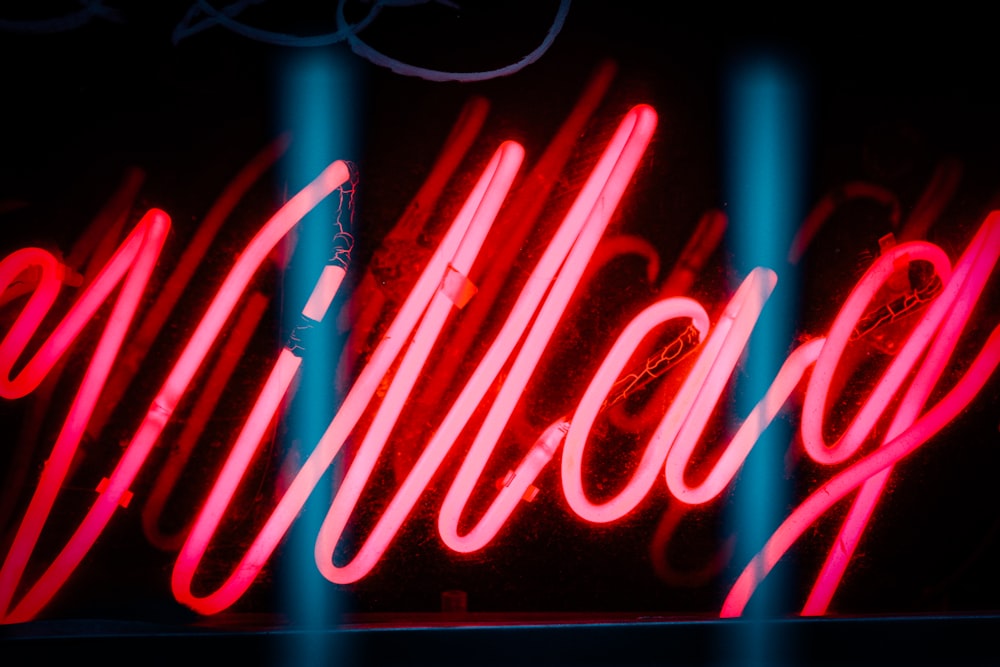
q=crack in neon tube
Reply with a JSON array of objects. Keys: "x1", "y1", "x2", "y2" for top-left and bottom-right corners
[{"x1": 0, "y1": 209, "x2": 170, "y2": 622}]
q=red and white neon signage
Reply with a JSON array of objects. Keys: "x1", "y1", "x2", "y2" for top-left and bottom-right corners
[{"x1": 0, "y1": 98, "x2": 997, "y2": 624}]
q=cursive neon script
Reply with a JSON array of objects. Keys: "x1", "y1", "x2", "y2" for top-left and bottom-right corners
[
  {"x1": 1, "y1": 0, "x2": 572, "y2": 82},
  {"x1": 0, "y1": 102, "x2": 997, "y2": 624}
]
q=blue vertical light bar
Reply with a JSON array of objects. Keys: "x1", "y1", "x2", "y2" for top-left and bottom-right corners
[
  {"x1": 721, "y1": 47, "x2": 807, "y2": 665},
  {"x1": 275, "y1": 48, "x2": 361, "y2": 664}
]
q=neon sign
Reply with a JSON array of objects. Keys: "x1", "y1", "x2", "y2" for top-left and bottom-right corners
[{"x1": 0, "y1": 95, "x2": 997, "y2": 624}]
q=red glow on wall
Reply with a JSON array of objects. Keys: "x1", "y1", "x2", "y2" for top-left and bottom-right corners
[{"x1": 0, "y1": 94, "x2": 996, "y2": 624}]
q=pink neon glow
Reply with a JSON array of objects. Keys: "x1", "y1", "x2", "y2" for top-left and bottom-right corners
[
  {"x1": 722, "y1": 326, "x2": 1000, "y2": 617},
  {"x1": 722, "y1": 212, "x2": 1000, "y2": 617},
  {"x1": 801, "y1": 241, "x2": 951, "y2": 464},
  {"x1": 142, "y1": 291, "x2": 270, "y2": 551},
  {"x1": 801, "y1": 241, "x2": 952, "y2": 466},
  {"x1": 303, "y1": 105, "x2": 656, "y2": 588},
  {"x1": 562, "y1": 266, "x2": 796, "y2": 521},
  {"x1": 0, "y1": 168, "x2": 144, "y2": 542},
  {"x1": 173, "y1": 141, "x2": 523, "y2": 613},
  {"x1": 88, "y1": 134, "x2": 291, "y2": 440},
  {"x1": 310, "y1": 140, "x2": 524, "y2": 581},
  {"x1": 0, "y1": 248, "x2": 66, "y2": 396},
  {"x1": 605, "y1": 209, "x2": 727, "y2": 435},
  {"x1": 137, "y1": 141, "x2": 290, "y2": 551},
  {"x1": 172, "y1": 344, "x2": 308, "y2": 611},
  {"x1": 173, "y1": 257, "x2": 355, "y2": 573},
  {"x1": 660, "y1": 267, "x2": 777, "y2": 504},
  {"x1": 436, "y1": 104, "x2": 658, "y2": 553},
  {"x1": 0, "y1": 93, "x2": 995, "y2": 624},
  {"x1": 339, "y1": 96, "x2": 489, "y2": 364},
  {"x1": 0, "y1": 161, "x2": 350, "y2": 623},
  {"x1": 309, "y1": 135, "x2": 539, "y2": 574},
  {"x1": 415, "y1": 59, "x2": 618, "y2": 416},
  {"x1": 801, "y1": 212, "x2": 1000, "y2": 615},
  {"x1": 668, "y1": 335, "x2": 825, "y2": 505},
  {"x1": 0, "y1": 209, "x2": 171, "y2": 622},
  {"x1": 562, "y1": 297, "x2": 709, "y2": 523}
]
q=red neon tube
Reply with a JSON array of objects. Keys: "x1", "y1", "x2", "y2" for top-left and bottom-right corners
[
  {"x1": 435, "y1": 104, "x2": 658, "y2": 553},
  {"x1": 0, "y1": 168, "x2": 143, "y2": 541},
  {"x1": 415, "y1": 59, "x2": 618, "y2": 416},
  {"x1": 606, "y1": 209, "x2": 727, "y2": 435},
  {"x1": 801, "y1": 242, "x2": 952, "y2": 466},
  {"x1": 802, "y1": 213, "x2": 999, "y2": 614},
  {"x1": 304, "y1": 105, "x2": 656, "y2": 587},
  {"x1": 0, "y1": 209, "x2": 170, "y2": 622},
  {"x1": 173, "y1": 141, "x2": 523, "y2": 613},
  {"x1": 87, "y1": 134, "x2": 291, "y2": 441},
  {"x1": 0, "y1": 161, "x2": 351, "y2": 623},
  {"x1": 721, "y1": 325, "x2": 999, "y2": 617},
  {"x1": 722, "y1": 211, "x2": 1000, "y2": 617},
  {"x1": 141, "y1": 290, "x2": 271, "y2": 551},
  {"x1": 338, "y1": 96, "x2": 489, "y2": 366},
  {"x1": 561, "y1": 296, "x2": 710, "y2": 523},
  {"x1": 309, "y1": 141, "x2": 527, "y2": 581}
]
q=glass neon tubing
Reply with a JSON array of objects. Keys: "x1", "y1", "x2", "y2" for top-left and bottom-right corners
[
  {"x1": 417, "y1": 59, "x2": 618, "y2": 414},
  {"x1": 721, "y1": 212, "x2": 1000, "y2": 617},
  {"x1": 661, "y1": 267, "x2": 777, "y2": 504},
  {"x1": 435, "y1": 104, "x2": 658, "y2": 554},
  {"x1": 607, "y1": 209, "x2": 727, "y2": 435},
  {"x1": 0, "y1": 161, "x2": 351, "y2": 623},
  {"x1": 561, "y1": 297, "x2": 709, "y2": 522},
  {"x1": 309, "y1": 104, "x2": 657, "y2": 587},
  {"x1": 801, "y1": 241, "x2": 952, "y2": 465},
  {"x1": 173, "y1": 141, "x2": 523, "y2": 613},
  {"x1": 169, "y1": 180, "x2": 362, "y2": 560},
  {"x1": 666, "y1": 335, "x2": 825, "y2": 506},
  {"x1": 0, "y1": 209, "x2": 171, "y2": 623},
  {"x1": 802, "y1": 212, "x2": 1000, "y2": 614},
  {"x1": 339, "y1": 95, "x2": 489, "y2": 365},
  {"x1": 171, "y1": 268, "x2": 350, "y2": 612},
  {"x1": 721, "y1": 325, "x2": 999, "y2": 617},
  {"x1": 562, "y1": 266, "x2": 777, "y2": 522},
  {"x1": 88, "y1": 134, "x2": 291, "y2": 440},
  {"x1": 0, "y1": 168, "x2": 143, "y2": 543},
  {"x1": 310, "y1": 140, "x2": 523, "y2": 578},
  {"x1": 141, "y1": 291, "x2": 271, "y2": 551}
]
